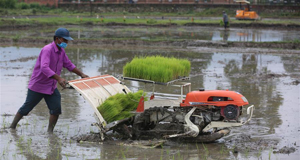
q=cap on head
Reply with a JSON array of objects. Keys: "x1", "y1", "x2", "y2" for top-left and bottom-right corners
[
  {"x1": 55, "y1": 28, "x2": 73, "y2": 41},
  {"x1": 223, "y1": 11, "x2": 226, "y2": 13}
]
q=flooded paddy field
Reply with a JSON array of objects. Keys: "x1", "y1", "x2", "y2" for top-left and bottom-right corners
[
  {"x1": 0, "y1": 26, "x2": 300, "y2": 160},
  {"x1": 1, "y1": 25, "x2": 300, "y2": 42}
]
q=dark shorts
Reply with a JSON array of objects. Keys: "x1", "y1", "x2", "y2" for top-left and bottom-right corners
[
  {"x1": 18, "y1": 88, "x2": 61, "y2": 116},
  {"x1": 224, "y1": 22, "x2": 228, "y2": 28}
]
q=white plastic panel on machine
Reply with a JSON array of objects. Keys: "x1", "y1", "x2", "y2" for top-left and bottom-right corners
[{"x1": 68, "y1": 75, "x2": 131, "y2": 127}]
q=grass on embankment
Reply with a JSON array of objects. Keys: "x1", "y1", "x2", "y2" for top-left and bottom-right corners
[{"x1": 1, "y1": 34, "x2": 299, "y2": 50}]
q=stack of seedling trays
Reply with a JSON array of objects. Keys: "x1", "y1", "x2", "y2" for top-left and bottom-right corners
[
  {"x1": 123, "y1": 56, "x2": 191, "y2": 85},
  {"x1": 98, "y1": 56, "x2": 191, "y2": 123}
]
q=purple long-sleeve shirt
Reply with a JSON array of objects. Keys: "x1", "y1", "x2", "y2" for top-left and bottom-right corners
[{"x1": 28, "y1": 41, "x2": 76, "y2": 95}]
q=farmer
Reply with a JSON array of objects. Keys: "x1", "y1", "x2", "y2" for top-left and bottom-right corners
[
  {"x1": 9, "y1": 28, "x2": 88, "y2": 133},
  {"x1": 223, "y1": 11, "x2": 229, "y2": 29}
]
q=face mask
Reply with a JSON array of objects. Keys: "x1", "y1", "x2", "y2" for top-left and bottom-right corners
[{"x1": 57, "y1": 39, "x2": 68, "y2": 49}]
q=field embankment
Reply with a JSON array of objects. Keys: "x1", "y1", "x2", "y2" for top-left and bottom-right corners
[{"x1": 1, "y1": 37, "x2": 299, "y2": 50}]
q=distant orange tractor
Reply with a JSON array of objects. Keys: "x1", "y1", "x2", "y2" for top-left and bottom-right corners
[{"x1": 235, "y1": 0, "x2": 261, "y2": 20}]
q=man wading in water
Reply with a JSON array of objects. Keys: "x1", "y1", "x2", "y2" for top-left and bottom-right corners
[
  {"x1": 223, "y1": 11, "x2": 229, "y2": 30},
  {"x1": 10, "y1": 28, "x2": 89, "y2": 133}
]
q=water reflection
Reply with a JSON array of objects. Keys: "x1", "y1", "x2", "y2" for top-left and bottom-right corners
[
  {"x1": 1, "y1": 26, "x2": 299, "y2": 42},
  {"x1": 9, "y1": 131, "x2": 62, "y2": 160},
  {"x1": 222, "y1": 54, "x2": 283, "y2": 135},
  {"x1": 220, "y1": 30, "x2": 229, "y2": 41},
  {"x1": 212, "y1": 29, "x2": 299, "y2": 42},
  {"x1": 281, "y1": 55, "x2": 300, "y2": 74},
  {"x1": 98, "y1": 142, "x2": 232, "y2": 160}
]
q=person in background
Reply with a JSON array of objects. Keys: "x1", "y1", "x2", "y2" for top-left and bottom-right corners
[
  {"x1": 223, "y1": 11, "x2": 229, "y2": 30},
  {"x1": 9, "y1": 28, "x2": 89, "y2": 133}
]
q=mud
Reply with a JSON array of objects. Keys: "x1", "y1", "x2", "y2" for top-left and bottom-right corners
[
  {"x1": 184, "y1": 22, "x2": 300, "y2": 30},
  {"x1": 1, "y1": 22, "x2": 300, "y2": 30},
  {"x1": 1, "y1": 38, "x2": 299, "y2": 50},
  {"x1": 72, "y1": 132, "x2": 104, "y2": 143},
  {"x1": 225, "y1": 134, "x2": 279, "y2": 152},
  {"x1": 292, "y1": 80, "x2": 300, "y2": 85},
  {"x1": 274, "y1": 146, "x2": 297, "y2": 154},
  {"x1": 7, "y1": 56, "x2": 38, "y2": 63},
  {"x1": 73, "y1": 133, "x2": 167, "y2": 149}
]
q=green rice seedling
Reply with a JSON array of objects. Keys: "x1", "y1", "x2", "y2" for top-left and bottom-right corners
[
  {"x1": 244, "y1": 147, "x2": 249, "y2": 159},
  {"x1": 160, "y1": 149, "x2": 163, "y2": 160},
  {"x1": 196, "y1": 143, "x2": 199, "y2": 152},
  {"x1": 257, "y1": 147, "x2": 262, "y2": 159},
  {"x1": 27, "y1": 138, "x2": 32, "y2": 152},
  {"x1": 202, "y1": 143, "x2": 209, "y2": 154},
  {"x1": 220, "y1": 144, "x2": 227, "y2": 155},
  {"x1": 1, "y1": 116, "x2": 5, "y2": 128},
  {"x1": 2, "y1": 146, "x2": 5, "y2": 156},
  {"x1": 123, "y1": 56, "x2": 191, "y2": 83},
  {"x1": 220, "y1": 20, "x2": 230, "y2": 27},
  {"x1": 268, "y1": 148, "x2": 273, "y2": 160},
  {"x1": 66, "y1": 125, "x2": 70, "y2": 136},
  {"x1": 24, "y1": 119, "x2": 29, "y2": 129},
  {"x1": 13, "y1": 153, "x2": 16, "y2": 160},
  {"x1": 166, "y1": 148, "x2": 170, "y2": 158},
  {"x1": 177, "y1": 151, "x2": 181, "y2": 160},
  {"x1": 97, "y1": 90, "x2": 147, "y2": 123},
  {"x1": 19, "y1": 135, "x2": 24, "y2": 144},
  {"x1": 121, "y1": 149, "x2": 126, "y2": 159},
  {"x1": 219, "y1": 145, "x2": 224, "y2": 154}
]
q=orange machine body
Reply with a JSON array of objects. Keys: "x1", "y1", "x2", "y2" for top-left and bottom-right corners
[
  {"x1": 180, "y1": 90, "x2": 249, "y2": 107},
  {"x1": 235, "y1": 0, "x2": 260, "y2": 20},
  {"x1": 236, "y1": 9, "x2": 260, "y2": 20}
]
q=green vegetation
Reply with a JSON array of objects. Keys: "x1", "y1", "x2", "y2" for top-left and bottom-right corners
[
  {"x1": 123, "y1": 56, "x2": 191, "y2": 83},
  {"x1": 0, "y1": 0, "x2": 17, "y2": 9},
  {"x1": 0, "y1": 2, "x2": 299, "y2": 27},
  {"x1": 219, "y1": 20, "x2": 230, "y2": 27},
  {"x1": 97, "y1": 90, "x2": 146, "y2": 123},
  {"x1": 0, "y1": 2, "x2": 299, "y2": 18}
]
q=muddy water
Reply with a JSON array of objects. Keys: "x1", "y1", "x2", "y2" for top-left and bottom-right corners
[
  {"x1": 0, "y1": 44, "x2": 299, "y2": 160},
  {"x1": 1, "y1": 25, "x2": 300, "y2": 42}
]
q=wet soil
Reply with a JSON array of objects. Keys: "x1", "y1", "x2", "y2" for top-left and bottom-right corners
[
  {"x1": 225, "y1": 133, "x2": 279, "y2": 153},
  {"x1": 72, "y1": 132, "x2": 104, "y2": 143},
  {"x1": 1, "y1": 38, "x2": 299, "y2": 50},
  {"x1": 184, "y1": 22, "x2": 300, "y2": 30},
  {"x1": 1, "y1": 22, "x2": 300, "y2": 30},
  {"x1": 274, "y1": 146, "x2": 297, "y2": 154}
]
